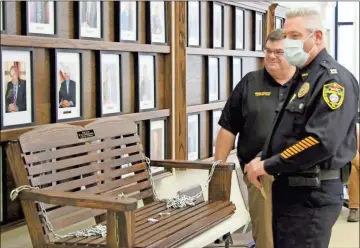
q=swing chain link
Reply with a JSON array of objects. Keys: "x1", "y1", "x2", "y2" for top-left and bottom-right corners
[{"x1": 10, "y1": 158, "x2": 221, "y2": 239}]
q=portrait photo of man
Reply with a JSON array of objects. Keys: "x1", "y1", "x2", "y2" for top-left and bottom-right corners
[
  {"x1": 120, "y1": 2, "x2": 134, "y2": 32},
  {"x1": 4, "y1": 64, "x2": 27, "y2": 113},
  {"x1": 151, "y1": 3, "x2": 163, "y2": 35},
  {"x1": 81, "y1": 1, "x2": 98, "y2": 28},
  {"x1": 151, "y1": 128, "x2": 163, "y2": 160},
  {"x1": 58, "y1": 66, "x2": 76, "y2": 108},
  {"x1": 28, "y1": 1, "x2": 49, "y2": 24},
  {"x1": 139, "y1": 60, "x2": 155, "y2": 110},
  {"x1": 102, "y1": 64, "x2": 118, "y2": 105}
]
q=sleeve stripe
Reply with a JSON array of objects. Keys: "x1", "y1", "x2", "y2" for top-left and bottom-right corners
[{"x1": 280, "y1": 136, "x2": 320, "y2": 159}]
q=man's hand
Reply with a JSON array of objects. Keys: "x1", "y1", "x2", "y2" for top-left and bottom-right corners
[
  {"x1": 245, "y1": 157, "x2": 268, "y2": 188},
  {"x1": 8, "y1": 103, "x2": 17, "y2": 112}
]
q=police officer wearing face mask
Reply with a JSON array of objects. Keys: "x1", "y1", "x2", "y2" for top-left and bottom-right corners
[{"x1": 245, "y1": 8, "x2": 359, "y2": 248}]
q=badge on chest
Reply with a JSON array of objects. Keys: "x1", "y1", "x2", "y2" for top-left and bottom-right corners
[{"x1": 297, "y1": 82, "x2": 310, "y2": 98}]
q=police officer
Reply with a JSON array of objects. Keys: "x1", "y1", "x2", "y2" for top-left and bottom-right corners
[
  {"x1": 215, "y1": 29, "x2": 297, "y2": 248},
  {"x1": 245, "y1": 8, "x2": 359, "y2": 248}
]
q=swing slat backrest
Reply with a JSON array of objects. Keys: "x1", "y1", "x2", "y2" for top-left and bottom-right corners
[{"x1": 16, "y1": 118, "x2": 154, "y2": 237}]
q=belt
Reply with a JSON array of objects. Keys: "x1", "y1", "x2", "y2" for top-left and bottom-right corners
[{"x1": 319, "y1": 169, "x2": 340, "y2": 180}]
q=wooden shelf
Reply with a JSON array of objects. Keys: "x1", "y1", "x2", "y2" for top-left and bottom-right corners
[
  {"x1": 187, "y1": 48, "x2": 264, "y2": 58},
  {"x1": 0, "y1": 35, "x2": 170, "y2": 54},
  {"x1": 0, "y1": 109, "x2": 170, "y2": 142},
  {"x1": 187, "y1": 102, "x2": 226, "y2": 114}
]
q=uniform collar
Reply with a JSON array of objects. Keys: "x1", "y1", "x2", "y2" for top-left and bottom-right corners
[
  {"x1": 299, "y1": 48, "x2": 329, "y2": 74},
  {"x1": 264, "y1": 68, "x2": 298, "y2": 87}
]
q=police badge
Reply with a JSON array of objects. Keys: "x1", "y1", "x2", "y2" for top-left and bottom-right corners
[{"x1": 322, "y1": 82, "x2": 345, "y2": 110}]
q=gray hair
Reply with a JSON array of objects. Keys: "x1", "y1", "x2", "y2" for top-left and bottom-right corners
[
  {"x1": 266, "y1": 29, "x2": 284, "y2": 42},
  {"x1": 285, "y1": 8, "x2": 324, "y2": 34}
]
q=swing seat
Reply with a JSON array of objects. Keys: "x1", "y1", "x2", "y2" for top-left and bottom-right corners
[{"x1": 6, "y1": 117, "x2": 236, "y2": 248}]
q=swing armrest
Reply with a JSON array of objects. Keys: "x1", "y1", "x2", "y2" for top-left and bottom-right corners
[
  {"x1": 150, "y1": 159, "x2": 235, "y2": 171},
  {"x1": 17, "y1": 188, "x2": 138, "y2": 211}
]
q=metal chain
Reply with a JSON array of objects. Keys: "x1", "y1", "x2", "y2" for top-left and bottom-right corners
[{"x1": 10, "y1": 158, "x2": 221, "y2": 239}]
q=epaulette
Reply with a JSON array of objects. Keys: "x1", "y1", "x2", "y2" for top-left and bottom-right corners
[{"x1": 320, "y1": 60, "x2": 338, "y2": 75}]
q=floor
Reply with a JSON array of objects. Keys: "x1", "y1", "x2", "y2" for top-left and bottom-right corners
[{"x1": 0, "y1": 207, "x2": 358, "y2": 248}]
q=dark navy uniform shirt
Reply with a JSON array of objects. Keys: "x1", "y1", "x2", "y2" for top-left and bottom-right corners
[
  {"x1": 218, "y1": 68, "x2": 296, "y2": 169},
  {"x1": 262, "y1": 49, "x2": 359, "y2": 175}
]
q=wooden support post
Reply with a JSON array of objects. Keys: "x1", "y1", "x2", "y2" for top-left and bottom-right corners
[
  {"x1": 208, "y1": 170, "x2": 232, "y2": 201},
  {"x1": 266, "y1": 3, "x2": 278, "y2": 36},
  {"x1": 173, "y1": 1, "x2": 187, "y2": 162},
  {"x1": 107, "y1": 211, "x2": 135, "y2": 248}
]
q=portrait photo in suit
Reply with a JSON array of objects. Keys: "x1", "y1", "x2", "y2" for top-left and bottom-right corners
[
  {"x1": 102, "y1": 64, "x2": 119, "y2": 107},
  {"x1": 79, "y1": 1, "x2": 101, "y2": 38},
  {"x1": 213, "y1": 3, "x2": 223, "y2": 48},
  {"x1": 187, "y1": 114, "x2": 199, "y2": 161},
  {"x1": 26, "y1": 1, "x2": 55, "y2": 35},
  {"x1": 208, "y1": 57, "x2": 219, "y2": 102},
  {"x1": 187, "y1": 1, "x2": 200, "y2": 46},
  {"x1": 149, "y1": 119, "x2": 165, "y2": 174},
  {"x1": 120, "y1": 1, "x2": 137, "y2": 41},
  {"x1": 1, "y1": 49, "x2": 34, "y2": 129},
  {"x1": 138, "y1": 54, "x2": 155, "y2": 110},
  {"x1": 55, "y1": 51, "x2": 82, "y2": 121},
  {"x1": 150, "y1": 1, "x2": 165, "y2": 43},
  {"x1": 4, "y1": 63, "x2": 27, "y2": 113}
]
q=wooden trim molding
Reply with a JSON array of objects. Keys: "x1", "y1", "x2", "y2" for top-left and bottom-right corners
[
  {"x1": 0, "y1": 34, "x2": 170, "y2": 54},
  {"x1": 187, "y1": 102, "x2": 226, "y2": 114},
  {"x1": 275, "y1": 4, "x2": 289, "y2": 18},
  {"x1": 187, "y1": 48, "x2": 264, "y2": 57},
  {"x1": 219, "y1": 0, "x2": 271, "y2": 13},
  {"x1": 0, "y1": 109, "x2": 170, "y2": 142}
]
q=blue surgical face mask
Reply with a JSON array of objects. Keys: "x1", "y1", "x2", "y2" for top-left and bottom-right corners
[{"x1": 284, "y1": 33, "x2": 316, "y2": 68}]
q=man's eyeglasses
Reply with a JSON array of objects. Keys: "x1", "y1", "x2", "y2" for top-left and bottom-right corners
[{"x1": 264, "y1": 49, "x2": 284, "y2": 57}]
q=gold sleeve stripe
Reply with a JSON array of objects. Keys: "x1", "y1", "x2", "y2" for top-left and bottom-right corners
[{"x1": 280, "y1": 136, "x2": 320, "y2": 159}]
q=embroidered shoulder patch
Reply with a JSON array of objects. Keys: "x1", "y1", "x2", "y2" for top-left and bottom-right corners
[{"x1": 322, "y1": 82, "x2": 345, "y2": 110}]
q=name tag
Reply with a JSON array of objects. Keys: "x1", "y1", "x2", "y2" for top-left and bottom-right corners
[{"x1": 255, "y1": 92, "x2": 271, "y2": 96}]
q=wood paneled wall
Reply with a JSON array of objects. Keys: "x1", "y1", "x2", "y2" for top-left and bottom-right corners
[{"x1": 0, "y1": 0, "x2": 284, "y2": 229}]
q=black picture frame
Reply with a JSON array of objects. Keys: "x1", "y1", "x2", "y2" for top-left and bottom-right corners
[
  {"x1": 233, "y1": 7, "x2": 245, "y2": 50},
  {"x1": 74, "y1": 1, "x2": 104, "y2": 40},
  {"x1": 253, "y1": 12, "x2": 264, "y2": 51},
  {"x1": 187, "y1": 1, "x2": 201, "y2": 47},
  {"x1": 96, "y1": 51, "x2": 123, "y2": 118},
  {"x1": 134, "y1": 52, "x2": 157, "y2": 112},
  {"x1": 146, "y1": 1, "x2": 168, "y2": 45},
  {"x1": 210, "y1": 2, "x2": 224, "y2": 49},
  {"x1": 187, "y1": 113, "x2": 201, "y2": 161},
  {"x1": 115, "y1": 1, "x2": 139, "y2": 43},
  {"x1": 0, "y1": 46, "x2": 35, "y2": 130},
  {"x1": 50, "y1": 49, "x2": 84, "y2": 123},
  {"x1": 21, "y1": 1, "x2": 58, "y2": 37},
  {"x1": 145, "y1": 117, "x2": 169, "y2": 176},
  {"x1": 231, "y1": 56, "x2": 243, "y2": 91},
  {"x1": 209, "y1": 109, "x2": 222, "y2": 156},
  {"x1": 0, "y1": 0, "x2": 7, "y2": 34},
  {"x1": 206, "y1": 56, "x2": 220, "y2": 103}
]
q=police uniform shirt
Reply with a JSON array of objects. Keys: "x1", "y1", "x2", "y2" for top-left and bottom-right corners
[
  {"x1": 219, "y1": 68, "x2": 296, "y2": 168},
  {"x1": 262, "y1": 49, "x2": 359, "y2": 175}
]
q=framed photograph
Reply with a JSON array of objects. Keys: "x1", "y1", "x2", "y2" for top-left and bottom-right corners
[
  {"x1": 0, "y1": 0, "x2": 6, "y2": 33},
  {"x1": 231, "y1": 57, "x2": 242, "y2": 90},
  {"x1": 187, "y1": 1, "x2": 201, "y2": 47},
  {"x1": 210, "y1": 110, "x2": 222, "y2": 156},
  {"x1": 206, "y1": 56, "x2": 220, "y2": 103},
  {"x1": 135, "y1": 53, "x2": 157, "y2": 112},
  {"x1": 254, "y1": 12, "x2": 264, "y2": 51},
  {"x1": 234, "y1": 7, "x2": 245, "y2": 50},
  {"x1": 74, "y1": 1, "x2": 103, "y2": 40},
  {"x1": 146, "y1": 118, "x2": 167, "y2": 175},
  {"x1": 115, "y1": 1, "x2": 138, "y2": 42},
  {"x1": 146, "y1": 1, "x2": 167, "y2": 45},
  {"x1": 275, "y1": 17, "x2": 283, "y2": 29},
  {"x1": 22, "y1": 1, "x2": 57, "y2": 36},
  {"x1": 0, "y1": 47, "x2": 35, "y2": 130},
  {"x1": 211, "y1": 2, "x2": 224, "y2": 48},
  {"x1": 51, "y1": 49, "x2": 83, "y2": 123},
  {"x1": 187, "y1": 113, "x2": 200, "y2": 161},
  {"x1": 96, "y1": 51, "x2": 122, "y2": 117}
]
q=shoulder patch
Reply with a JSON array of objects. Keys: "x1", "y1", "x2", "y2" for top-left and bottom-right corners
[{"x1": 322, "y1": 82, "x2": 345, "y2": 110}]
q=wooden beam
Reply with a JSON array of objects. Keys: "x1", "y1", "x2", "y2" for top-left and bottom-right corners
[
  {"x1": 173, "y1": 2, "x2": 187, "y2": 160},
  {"x1": 187, "y1": 48, "x2": 264, "y2": 57},
  {"x1": 186, "y1": 102, "x2": 226, "y2": 114},
  {"x1": 266, "y1": 3, "x2": 278, "y2": 36},
  {"x1": 0, "y1": 34, "x2": 170, "y2": 54},
  {"x1": 0, "y1": 109, "x2": 170, "y2": 142}
]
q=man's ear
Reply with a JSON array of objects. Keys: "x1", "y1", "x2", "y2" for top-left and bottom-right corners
[{"x1": 314, "y1": 30, "x2": 323, "y2": 44}]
